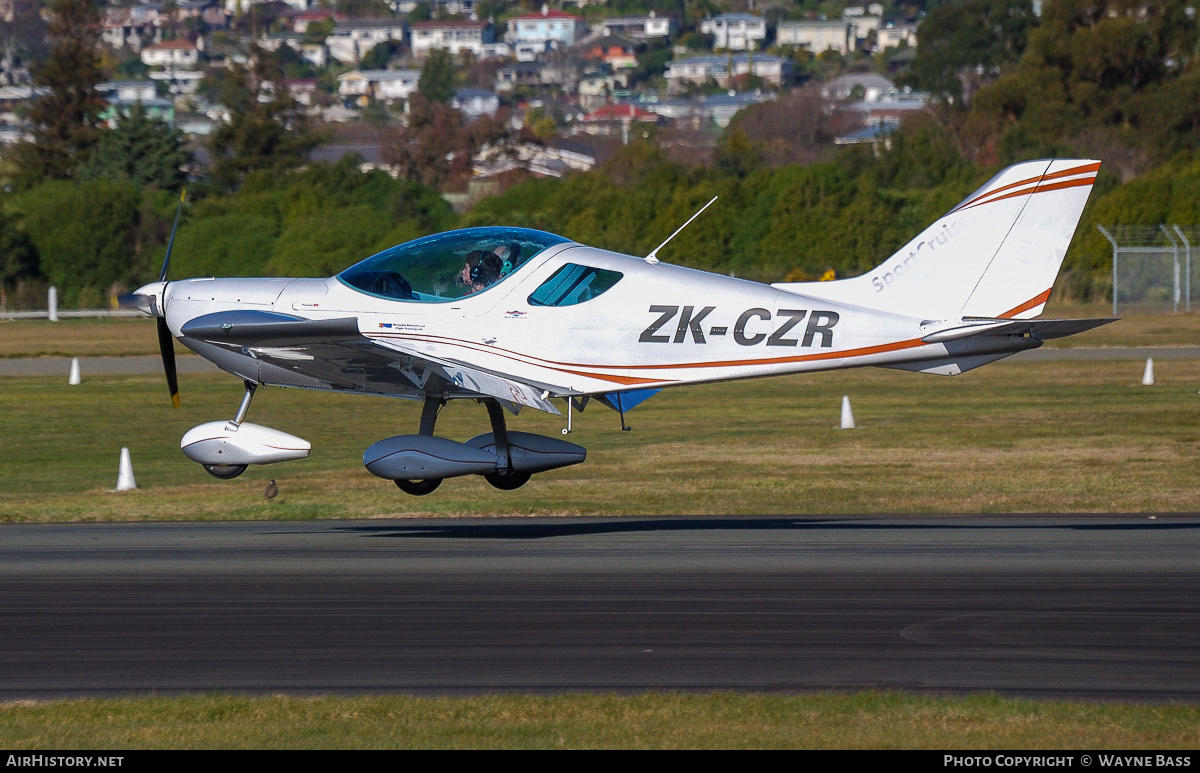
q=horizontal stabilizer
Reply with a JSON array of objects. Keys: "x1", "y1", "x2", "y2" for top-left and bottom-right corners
[{"x1": 923, "y1": 317, "x2": 1117, "y2": 344}]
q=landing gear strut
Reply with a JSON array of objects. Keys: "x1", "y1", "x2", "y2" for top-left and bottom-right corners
[
  {"x1": 199, "y1": 380, "x2": 257, "y2": 480},
  {"x1": 482, "y1": 399, "x2": 531, "y2": 491},
  {"x1": 392, "y1": 395, "x2": 444, "y2": 495}
]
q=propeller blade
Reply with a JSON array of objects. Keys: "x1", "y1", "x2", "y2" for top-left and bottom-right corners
[
  {"x1": 154, "y1": 189, "x2": 186, "y2": 408},
  {"x1": 160, "y1": 189, "x2": 186, "y2": 283},
  {"x1": 157, "y1": 317, "x2": 180, "y2": 409}
]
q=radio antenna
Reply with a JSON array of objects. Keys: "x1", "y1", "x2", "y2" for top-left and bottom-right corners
[{"x1": 645, "y1": 196, "x2": 718, "y2": 264}]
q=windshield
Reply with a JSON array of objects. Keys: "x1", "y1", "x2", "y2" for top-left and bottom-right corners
[{"x1": 338, "y1": 227, "x2": 572, "y2": 302}]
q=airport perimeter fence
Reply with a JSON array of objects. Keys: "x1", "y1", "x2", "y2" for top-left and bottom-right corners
[
  {"x1": 0, "y1": 286, "x2": 141, "y2": 320},
  {"x1": 1099, "y1": 225, "x2": 1200, "y2": 315}
]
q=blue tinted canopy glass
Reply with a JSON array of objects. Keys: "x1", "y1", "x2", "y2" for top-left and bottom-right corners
[
  {"x1": 528, "y1": 263, "x2": 624, "y2": 307},
  {"x1": 338, "y1": 227, "x2": 572, "y2": 303}
]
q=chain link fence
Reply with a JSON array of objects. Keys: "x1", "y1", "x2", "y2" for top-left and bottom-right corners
[{"x1": 1098, "y1": 225, "x2": 1200, "y2": 314}]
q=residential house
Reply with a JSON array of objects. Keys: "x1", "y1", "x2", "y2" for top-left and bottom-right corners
[
  {"x1": 506, "y1": 6, "x2": 587, "y2": 49},
  {"x1": 140, "y1": 39, "x2": 202, "y2": 69},
  {"x1": 472, "y1": 140, "x2": 595, "y2": 179},
  {"x1": 98, "y1": 81, "x2": 157, "y2": 103},
  {"x1": 599, "y1": 11, "x2": 676, "y2": 39},
  {"x1": 822, "y1": 72, "x2": 896, "y2": 101},
  {"x1": 150, "y1": 69, "x2": 205, "y2": 95},
  {"x1": 699, "y1": 13, "x2": 766, "y2": 51},
  {"x1": 410, "y1": 20, "x2": 494, "y2": 59},
  {"x1": 285, "y1": 78, "x2": 319, "y2": 106},
  {"x1": 98, "y1": 81, "x2": 174, "y2": 127},
  {"x1": 102, "y1": 4, "x2": 162, "y2": 51},
  {"x1": 337, "y1": 69, "x2": 420, "y2": 103},
  {"x1": 257, "y1": 34, "x2": 329, "y2": 68},
  {"x1": 326, "y1": 18, "x2": 407, "y2": 64},
  {"x1": 452, "y1": 88, "x2": 500, "y2": 119},
  {"x1": 776, "y1": 20, "x2": 853, "y2": 54},
  {"x1": 291, "y1": 10, "x2": 345, "y2": 33},
  {"x1": 664, "y1": 54, "x2": 791, "y2": 90},
  {"x1": 202, "y1": 6, "x2": 230, "y2": 29},
  {"x1": 495, "y1": 62, "x2": 546, "y2": 92},
  {"x1": 577, "y1": 102, "x2": 661, "y2": 139},
  {"x1": 876, "y1": 23, "x2": 918, "y2": 50},
  {"x1": 584, "y1": 36, "x2": 638, "y2": 70},
  {"x1": 391, "y1": 0, "x2": 476, "y2": 14}
]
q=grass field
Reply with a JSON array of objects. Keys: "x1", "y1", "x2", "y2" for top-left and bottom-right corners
[
  {"x1": 3, "y1": 314, "x2": 1199, "y2": 749},
  {"x1": 2, "y1": 692, "x2": 1198, "y2": 749},
  {"x1": 3, "y1": 355, "x2": 1200, "y2": 520}
]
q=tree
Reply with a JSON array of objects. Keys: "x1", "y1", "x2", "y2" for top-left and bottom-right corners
[
  {"x1": 901, "y1": 0, "x2": 1037, "y2": 107},
  {"x1": 78, "y1": 103, "x2": 192, "y2": 190},
  {"x1": 207, "y1": 47, "x2": 327, "y2": 190},
  {"x1": 6, "y1": 0, "x2": 106, "y2": 188},
  {"x1": 0, "y1": 203, "x2": 39, "y2": 296},
  {"x1": 360, "y1": 41, "x2": 398, "y2": 71},
  {"x1": 418, "y1": 49, "x2": 456, "y2": 104},
  {"x1": 10, "y1": 180, "x2": 142, "y2": 306},
  {"x1": 381, "y1": 94, "x2": 466, "y2": 187}
]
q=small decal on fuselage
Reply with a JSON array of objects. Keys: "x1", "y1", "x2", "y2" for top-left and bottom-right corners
[{"x1": 639, "y1": 306, "x2": 840, "y2": 348}]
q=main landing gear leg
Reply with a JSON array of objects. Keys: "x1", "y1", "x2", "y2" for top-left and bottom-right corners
[
  {"x1": 483, "y1": 399, "x2": 530, "y2": 491},
  {"x1": 394, "y1": 395, "x2": 444, "y2": 495},
  {"x1": 201, "y1": 380, "x2": 257, "y2": 480}
]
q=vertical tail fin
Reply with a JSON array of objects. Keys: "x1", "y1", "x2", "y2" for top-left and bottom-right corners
[{"x1": 773, "y1": 159, "x2": 1100, "y2": 320}]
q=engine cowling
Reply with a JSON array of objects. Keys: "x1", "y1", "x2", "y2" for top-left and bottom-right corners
[{"x1": 181, "y1": 421, "x2": 311, "y2": 466}]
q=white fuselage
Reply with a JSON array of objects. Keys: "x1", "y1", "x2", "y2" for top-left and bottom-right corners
[{"x1": 162, "y1": 242, "x2": 1011, "y2": 397}]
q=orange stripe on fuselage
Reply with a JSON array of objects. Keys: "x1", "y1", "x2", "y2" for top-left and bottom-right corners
[{"x1": 368, "y1": 331, "x2": 932, "y2": 382}]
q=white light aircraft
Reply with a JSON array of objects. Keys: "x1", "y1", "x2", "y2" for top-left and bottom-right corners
[{"x1": 133, "y1": 158, "x2": 1113, "y2": 494}]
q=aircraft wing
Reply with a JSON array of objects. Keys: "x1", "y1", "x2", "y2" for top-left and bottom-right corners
[{"x1": 178, "y1": 311, "x2": 561, "y2": 415}]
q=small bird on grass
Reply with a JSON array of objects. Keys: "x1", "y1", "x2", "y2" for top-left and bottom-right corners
[{"x1": 264, "y1": 479, "x2": 278, "y2": 502}]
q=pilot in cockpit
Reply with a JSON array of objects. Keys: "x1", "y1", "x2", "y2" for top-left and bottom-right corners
[{"x1": 458, "y1": 243, "x2": 521, "y2": 294}]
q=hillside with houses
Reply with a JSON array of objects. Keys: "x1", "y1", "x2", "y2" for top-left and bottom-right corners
[{"x1": 1, "y1": 0, "x2": 1198, "y2": 308}]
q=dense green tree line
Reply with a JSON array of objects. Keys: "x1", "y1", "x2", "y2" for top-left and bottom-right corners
[{"x1": 0, "y1": 158, "x2": 455, "y2": 307}]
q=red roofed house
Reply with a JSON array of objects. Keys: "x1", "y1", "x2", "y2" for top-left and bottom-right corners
[
  {"x1": 578, "y1": 102, "x2": 661, "y2": 139},
  {"x1": 584, "y1": 36, "x2": 639, "y2": 69},
  {"x1": 506, "y1": 4, "x2": 587, "y2": 48}
]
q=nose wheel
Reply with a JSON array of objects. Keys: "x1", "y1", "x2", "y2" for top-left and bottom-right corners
[{"x1": 203, "y1": 463, "x2": 248, "y2": 480}]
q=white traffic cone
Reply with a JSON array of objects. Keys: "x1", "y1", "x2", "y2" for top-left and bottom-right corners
[
  {"x1": 840, "y1": 395, "x2": 856, "y2": 429},
  {"x1": 116, "y1": 447, "x2": 138, "y2": 491},
  {"x1": 68, "y1": 357, "x2": 80, "y2": 386},
  {"x1": 1142, "y1": 358, "x2": 1155, "y2": 386}
]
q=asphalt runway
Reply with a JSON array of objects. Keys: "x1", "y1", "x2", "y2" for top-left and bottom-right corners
[{"x1": 2, "y1": 516, "x2": 1199, "y2": 701}]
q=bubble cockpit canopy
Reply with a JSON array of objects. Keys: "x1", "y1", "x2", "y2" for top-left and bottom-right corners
[{"x1": 337, "y1": 227, "x2": 573, "y2": 303}]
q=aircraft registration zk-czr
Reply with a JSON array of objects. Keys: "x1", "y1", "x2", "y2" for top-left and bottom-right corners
[{"x1": 133, "y1": 158, "x2": 1113, "y2": 494}]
